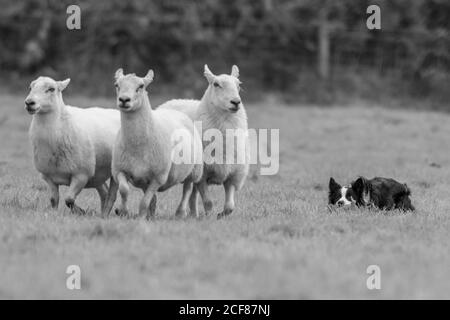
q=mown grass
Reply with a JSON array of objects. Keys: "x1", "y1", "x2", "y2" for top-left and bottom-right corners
[{"x1": 1, "y1": 93, "x2": 450, "y2": 299}]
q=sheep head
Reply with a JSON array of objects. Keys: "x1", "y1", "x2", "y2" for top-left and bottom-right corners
[
  {"x1": 204, "y1": 64, "x2": 242, "y2": 113},
  {"x1": 25, "y1": 77, "x2": 70, "y2": 115},
  {"x1": 114, "y1": 68, "x2": 154, "y2": 112}
]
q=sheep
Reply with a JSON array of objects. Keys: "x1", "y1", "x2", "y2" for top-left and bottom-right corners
[
  {"x1": 111, "y1": 68, "x2": 203, "y2": 219},
  {"x1": 25, "y1": 76, "x2": 121, "y2": 216},
  {"x1": 159, "y1": 65, "x2": 249, "y2": 218}
]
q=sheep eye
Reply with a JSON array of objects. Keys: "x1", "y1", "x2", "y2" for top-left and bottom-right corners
[
  {"x1": 47, "y1": 87, "x2": 55, "y2": 93},
  {"x1": 213, "y1": 82, "x2": 221, "y2": 88},
  {"x1": 137, "y1": 84, "x2": 144, "y2": 92}
]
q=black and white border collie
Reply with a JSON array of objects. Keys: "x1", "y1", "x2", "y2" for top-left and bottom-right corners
[{"x1": 328, "y1": 176, "x2": 415, "y2": 211}]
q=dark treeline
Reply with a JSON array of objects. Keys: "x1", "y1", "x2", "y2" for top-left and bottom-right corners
[{"x1": 0, "y1": 0, "x2": 449, "y2": 106}]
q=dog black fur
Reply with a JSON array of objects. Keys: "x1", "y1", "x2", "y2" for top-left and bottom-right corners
[{"x1": 329, "y1": 176, "x2": 415, "y2": 211}]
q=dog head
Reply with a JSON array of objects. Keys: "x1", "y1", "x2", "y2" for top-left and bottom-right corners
[
  {"x1": 329, "y1": 176, "x2": 370, "y2": 207},
  {"x1": 328, "y1": 177, "x2": 356, "y2": 207}
]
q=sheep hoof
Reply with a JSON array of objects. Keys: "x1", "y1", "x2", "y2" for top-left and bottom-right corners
[
  {"x1": 189, "y1": 210, "x2": 199, "y2": 219},
  {"x1": 64, "y1": 199, "x2": 85, "y2": 215},
  {"x1": 204, "y1": 200, "x2": 213, "y2": 211},
  {"x1": 175, "y1": 209, "x2": 187, "y2": 219},
  {"x1": 203, "y1": 201, "x2": 213, "y2": 216},
  {"x1": 50, "y1": 198, "x2": 58, "y2": 209},
  {"x1": 115, "y1": 208, "x2": 129, "y2": 218},
  {"x1": 217, "y1": 208, "x2": 233, "y2": 219},
  {"x1": 65, "y1": 199, "x2": 75, "y2": 208},
  {"x1": 69, "y1": 205, "x2": 86, "y2": 215},
  {"x1": 72, "y1": 206, "x2": 86, "y2": 216}
]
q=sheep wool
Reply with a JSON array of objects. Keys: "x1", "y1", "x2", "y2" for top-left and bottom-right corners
[
  {"x1": 26, "y1": 76, "x2": 120, "y2": 216},
  {"x1": 111, "y1": 69, "x2": 203, "y2": 219},
  {"x1": 159, "y1": 64, "x2": 249, "y2": 218}
]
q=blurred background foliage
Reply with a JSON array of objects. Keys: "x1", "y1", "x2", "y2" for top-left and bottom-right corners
[{"x1": 0, "y1": 0, "x2": 449, "y2": 107}]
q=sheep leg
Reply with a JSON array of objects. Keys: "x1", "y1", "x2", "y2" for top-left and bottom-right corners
[
  {"x1": 197, "y1": 180, "x2": 213, "y2": 216},
  {"x1": 138, "y1": 184, "x2": 158, "y2": 220},
  {"x1": 102, "y1": 177, "x2": 118, "y2": 217},
  {"x1": 176, "y1": 181, "x2": 194, "y2": 218},
  {"x1": 96, "y1": 183, "x2": 108, "y2": 213},
  {"x1": 218, "y1": 181, "x2": 236, "y2": 219},
  {"x1": 189, "y1": 184, "x2": 199, "y2": 218},
  {"x1": 65, "y1": 174, "x2": 88, "y2": 215},
  {"x1": 43, "y1": 175, "x2": 59, "y2": 209},
  {"x1": 148, "y1": 195, "x2": 157, "y2": 219},
  {"x1": 115, "y1": 172, "x2": 130, "y2": 218}
]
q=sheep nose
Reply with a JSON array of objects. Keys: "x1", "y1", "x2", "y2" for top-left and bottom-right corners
[
  {"x1": 25, "y1": 99, "x2": 35, "y2": 107},
  {"x1": 230, "y1": 99, "x2": 241, "y2": 107},
  {"x1": 119, "y1": 96, "x2": 131, "y2": 104}
]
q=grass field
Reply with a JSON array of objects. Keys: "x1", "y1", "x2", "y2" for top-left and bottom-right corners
[{"x1": 1, "y1": 93, "x2": 450, "y2": 299}]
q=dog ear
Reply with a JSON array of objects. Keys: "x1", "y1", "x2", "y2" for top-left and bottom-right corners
[
  {"x1": 329, "y1": 177, "x2": 340, "y2": 190},
  {"x1": 352, "y1": 177, "x2": 367, "y2": 196},
  {"x1": 403, "y1": 183, "x2": 411, "y2": 196}
]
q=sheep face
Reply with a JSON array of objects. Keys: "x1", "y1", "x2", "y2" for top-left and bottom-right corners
[
  {"x1": 114, "y1": 68, "x2": 154, "y2": 112},
  {"x1": 25, "y1": 77, "x2": 70, "y2": 115},
  {"x1": 204, "y1": 65, "x2": 242, "y2": 113}
]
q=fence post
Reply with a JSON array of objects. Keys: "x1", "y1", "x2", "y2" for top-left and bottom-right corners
[{"x1": 318, "y1": 7, "x2": 330, "y2": 80}]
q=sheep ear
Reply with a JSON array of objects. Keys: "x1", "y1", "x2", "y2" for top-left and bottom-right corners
[
  {"x1": 143, "y1": 69, "x2": 154, "y2": 87},
  {"x1": 231, "y1": 65, "x2": 239, "y2": 78},
  {"x1": 204, "y1": 64, "x2": 215, "y2": 84},
  {"x1": 57, "y1": 79, "x2": 70, "y2": 91},
  {"x1": 29, "y1": 79, "x2": 37, "y2": 89},
  {"x1": 115, "y1": 68, "x2": 124, "y2": 81}
]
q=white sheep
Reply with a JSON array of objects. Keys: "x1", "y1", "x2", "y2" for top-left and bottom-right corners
[
  {"x1": 159, "y1": 65, "x2": 249, "y2": 218},
  {"x1": 111, "y1": 68, "x2": 203, "y2": 218},
  {"x1": 25, "y1": 76, "x2": 121, "y2": 216}
]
